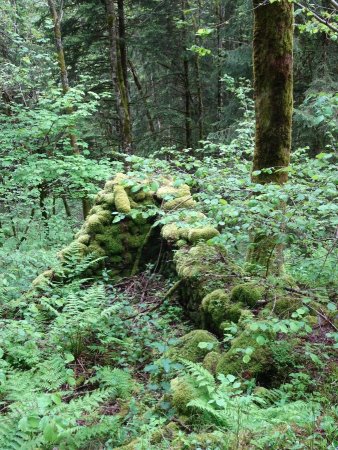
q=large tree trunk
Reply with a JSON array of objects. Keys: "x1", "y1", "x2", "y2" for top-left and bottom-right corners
[
  {"x1": 249, "y1": 0, "x2": 294, "y2": 274},
  {"x1": 252, "y1": 0, "x2": 293, "y2": 184}
]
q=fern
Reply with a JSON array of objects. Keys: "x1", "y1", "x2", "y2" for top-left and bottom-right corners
[
  {"x1": 179, "y1": 361, "x2": 322, "y2": 433},
  {"x1": 92, "y1": 367, "x2": 134, "y2": 400}
]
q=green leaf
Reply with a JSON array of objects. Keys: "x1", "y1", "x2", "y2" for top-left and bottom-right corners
[
  {"x1": 256, "y1": 335, "x2": 266, "y2": 345},
  {"x1": 43, "y1": 422, "x2": 58, "y2": 443},
  {"x1": 243, "y1": 354, "x2": 251, "y2": 364}
]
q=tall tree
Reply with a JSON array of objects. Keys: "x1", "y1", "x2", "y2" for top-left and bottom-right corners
[
  {"x1": 252, "y1": 0, "x2": 294, "y2": 184},
  {"x1": 105, "y1": 0, "x2": 132, "y2": 151},
  {"x1": 47, "y1": 0, "x2": 79, "y2": 154},
  {"x1": 249, "y1": 0, "x2": 294, "y2": 273},
  {"x1": 47, "y1": 0, "x2": 91, "y2": 218}
]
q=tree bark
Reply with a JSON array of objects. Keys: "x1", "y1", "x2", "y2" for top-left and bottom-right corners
[
  {"x1": 249, "y1": 0, "x2": 294, "y2": 274},
  {"x1": 106, "y1": 0, "x2": 132, "y2": 151},
  {"x1": 252, "y1": 0, "x2": 293, "y2": 184},
  {"x1": 181, "y1": 0, "x2": 192, "y2": 149}
]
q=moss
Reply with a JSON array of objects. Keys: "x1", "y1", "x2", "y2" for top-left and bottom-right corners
[
  {"x1": 85, "y1": 214, "x2": 107, "y2": 234},
  {"x1": 175, "y1": 244, "x2": 217, "y2": 279},
  {"x1": 193, "y1": 431, "x2": 225, "y2": 448},
  {"x1": 94, "y1": 234, "x2": 124, "y2": 254},
  {"x1": 187, "y1": 226, "x2": 219, "y2": 243},
  {"x1": 76, "y1": 234, "x2": 90, "y2": 245},
  {"x1": 169, "y1": 329, "x2": 219, "y2": 362},
  {"x1": 110, "y1": 255, "x2": 123, "y2": 264},
  {"x1": 252, "y1": 0, "x2": 293, "y2": 185},
  {"x1": 202, "y1": 351, "x2": 221, "y2": 374},
  {"x1": 201, "y1": 290, "x2": 244, "y2": 333},
  {"x1": 87, "y1": 243, "x2": 106, "y2": 257},
  {"x1": 133, "y1": 191, "x2": 146, "y2": 202},
  {"x1": 131, "y1": 213, "x2": 149, "y2": 226},
  {"x1": 113, "y1": 172, "x2": 128, "y2": 185},
  {"x1": 104, "y1": 179, "x2": 115, "y2": 192},
  {"x1": 161, "y1": 223, "x2": 181, "y2": 241},
  {"x1": 156, "y1": 183, "x2": 190, "y2": 200},
  {"x1": 201, "y1": 290, "x2": 230, "y2": 331},
  {"x1": 100, "y1": 192, "x2": 115, "y2": 206},
  {"x1": 274, "y1": 296, "x2": 303, "y2": 319},
  {"x1": 176, "y1": 239, "x2": 187, "y2": 248},
  {"x1": 149, "y1": 422, "x2": 179, "y2": 445},
  {"x1": 125, "y1": 234, "x2": 146, "y2": 249},
  {"x1": 216, "y1": 331, "x2": 272, "y2": 379},
  {"x1": 230, "y1": 283, "x2": 263, "y2": 307},
  {"x1": 114, "y1": 185, "x2": 131, "y2": 214},
  {"x1": 32, "y1": 270, "x2": 54, "y2": 287},
  {"x1": 163, "y1": 195, "x2": 196, "y2": 211},
  {"x1": 170, "y1": 376, "x2": 199, "y2": 415}
]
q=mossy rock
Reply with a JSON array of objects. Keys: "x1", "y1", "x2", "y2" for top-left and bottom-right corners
[
  {"x1": 202, "y1": 351, "x2": 221, "y2": 374},
  {"x1": 32, "y1": 270, "x2": 54, "y2": 288},
  {"x1": 76, "y1": 234, "x2": 91, "y2": 245},
  {"x1": 216, "y1": 331, "x2": 272, "y2": 380},
  {"x1": 163, "y1": 195, "x2": 196, "y2": 211},
  {"x1": 229, "y1": 283, "x2": 263, "y2": 307},
  {"x1": 124, "y1": 234, "x2": 147, "y2": 249},
  {"x1": 201, "y1": 290, "x2": 244, "y2": 333},
  {"x1": 87, "y1": 243, "x2": 106, "y2": 258},
  {"x1": 187, "y1": 226, "x2": 220, "y2": 243},
  {"x1": 99, "y1": 192, "x2": 115, "y2": 207},
  {"x1": 85, "y1": 213, "x2": 109, "y2": 234},
  {"x1": 169, "y1": 330, "x2": 219, "y2": 363},
  {"x1": 114, "y1": 185, "x2": 131, "y2": 214},
  {"x1": 94, "y1": 234, "x2": 124, "y2": 254},
  {"x1": 170, "y1": 376, "x2": 199, "y2": 415},
  {"x1": 274, "y1": 296, "x2": 303, "y2": 319},
  {"x1": 156, "y1": 184, "x2": 190, "y2": 200}
]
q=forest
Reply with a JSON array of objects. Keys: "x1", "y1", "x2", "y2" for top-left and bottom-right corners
[{"x1": 0, "y1": 0, "x2": 337, "y2": 448}]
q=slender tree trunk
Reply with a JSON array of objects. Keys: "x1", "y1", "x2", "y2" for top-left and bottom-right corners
[
  {"x1": 62, "y1": 195, "x2": 72, "y2": 217},
  {"x1": 248, "y1": 0, "x2": 294, "y2": 274},
  {"x1": 195, "y1": 56, "x2": 203, "y2": 141},
  {"x1": 106, "y1": 0, "x2": 132, "y2": 151},
  {"x1": 181, "y1": 0, "x2": 192, "y2": 148},
  {"x1": 48, "y1": 0, "x2": 90, "y2": 219},
  {"x1": 216, "y1": 2, "x2": 223, "y2": 121},
  {"x1": 47, "y1": 0, "x2": 79, "y2": 154},
  {"x1": 194, "y1": 0, "x2": 204, "y2": 141},
  {"x1": 128, "y1": 59, "x2": 155, "y2": 133}
]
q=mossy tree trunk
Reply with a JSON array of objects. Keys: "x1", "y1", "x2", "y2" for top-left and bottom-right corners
[
  {"x1": 252, "y1": 0, "x2": 293, "y2": 184},
  {"x1": 249, "y1": 0, "x2": 294, "y2": 274}
]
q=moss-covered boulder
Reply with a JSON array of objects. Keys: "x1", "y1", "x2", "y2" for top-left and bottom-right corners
[
  {"x1": 187, "y1": 226, "x2": 220, "y2": 243},
  {"x1": 169, "y1": 330, "x2": 219, "y2": 363},
  {"x1": 200, "y1": 289, "x2": 244, "y2": 333},
  {"x1": 274, "y1": 296, "x2": 303, "y2": 318},
  {"x1": 202, "y1": 351, "x2": 221, "y2": 374},
  {"x1": 229, "y1": 283, "x2": 263, "y2": 307},
  {"x1": 170, "y1": 376, "x2": 199, "y2": 415},
  {"x1": 216, "y1": 331, "x2": 273, "y2": 381}
]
